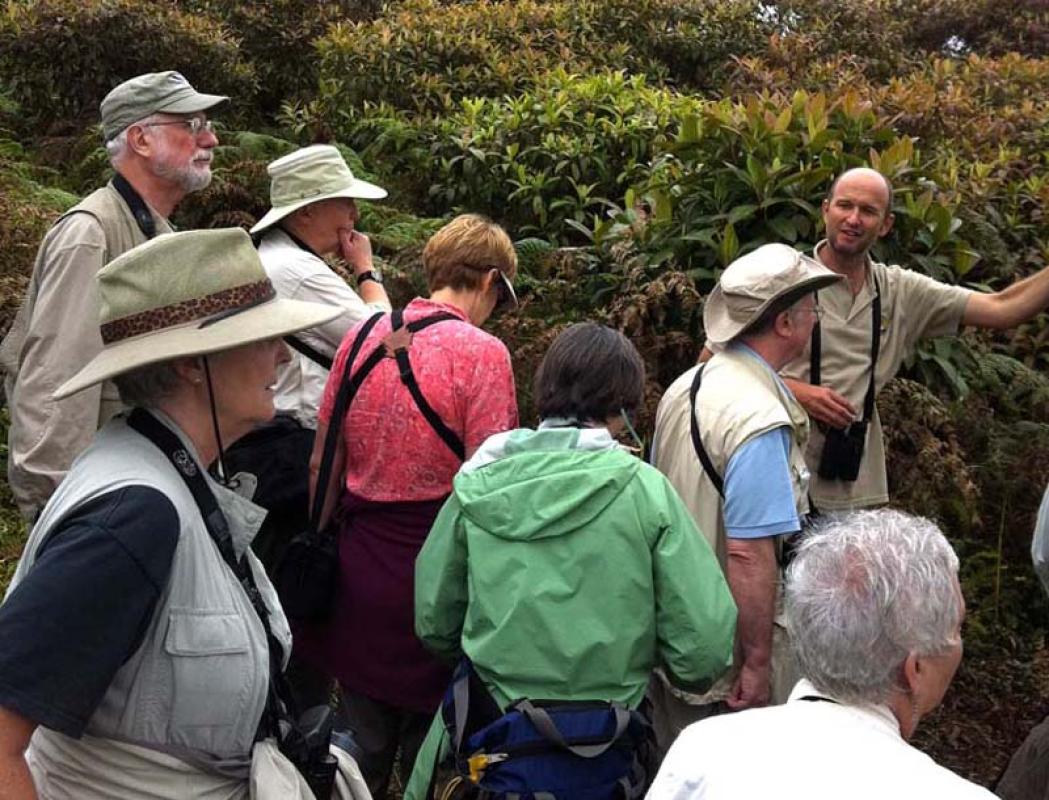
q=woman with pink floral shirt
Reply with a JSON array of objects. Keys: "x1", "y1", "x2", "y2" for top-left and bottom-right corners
[{"x1": 297, "y1": 214, "x2": 519, "y2": 797}]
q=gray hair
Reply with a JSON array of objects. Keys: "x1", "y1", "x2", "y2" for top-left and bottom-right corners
[
  {"x1": 113, "y1": 360, "x2": 182, "y2": 408},
  {"x1": 104, "y1": 114, "x2": 160, "y2": 166},
  {"x1": 785, "y1": 508, "x2": 962, "y2": 705}
]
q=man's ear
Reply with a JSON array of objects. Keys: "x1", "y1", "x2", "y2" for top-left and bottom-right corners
[
  {"x1": 901, "y1": 650, "x2": 921, "y2": 696},
  {"x1": 879, "y1": 211, "x2": 895, "y2": 238},
  {"x1": 171, "y1": 356, "x2": 205, "y2": 386},
  {"x1": 773, "y1": 308, "x2": 794, "y2": 338},
  {"x1": 125, "y1": 124, "x2": 152, "y2": 158}
]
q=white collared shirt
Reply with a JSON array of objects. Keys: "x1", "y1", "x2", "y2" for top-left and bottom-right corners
[
  {"x1": 647, "y1": 678, "x2": 994, "y2": 799},
  {"x1": 257, "y1": 228, "x2": 390, "y2": 427}
]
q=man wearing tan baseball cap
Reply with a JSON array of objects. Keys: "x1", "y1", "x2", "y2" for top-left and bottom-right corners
[
  {"x1": 0, "y1": 71, "x2": 227, "y2": 520},
  {"x1": 648, "y1": 243, "x2": 843, "y2": 755}
]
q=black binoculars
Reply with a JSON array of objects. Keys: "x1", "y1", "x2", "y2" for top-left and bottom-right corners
[{"x1": 817, "y1": 421, "x2": 869, "y2": 482}]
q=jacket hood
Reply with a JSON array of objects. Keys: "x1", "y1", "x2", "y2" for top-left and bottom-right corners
[{"x1": 453, "y1": 425, "x2": 642, "y2": 542}]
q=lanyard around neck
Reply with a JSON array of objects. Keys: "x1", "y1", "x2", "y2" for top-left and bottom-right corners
[
  {"x1": 809, "y1": 273, "x2": 882, "y2": 423},
  {"x1": 112, "y1": 173, "x2": 156, "y2": 240}
]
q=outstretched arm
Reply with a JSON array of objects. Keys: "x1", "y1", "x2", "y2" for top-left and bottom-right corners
[{"x1": 963, "y1": 263, "x2": 1049, "y2": 329}]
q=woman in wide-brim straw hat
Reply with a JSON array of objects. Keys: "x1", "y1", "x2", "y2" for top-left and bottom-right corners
[{"x1": 0, "y1": 229, "x2": 368, "y2": 798}]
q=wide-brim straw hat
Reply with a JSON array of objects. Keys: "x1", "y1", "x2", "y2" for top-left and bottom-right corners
[
  {"x1": 703, "y1": 243, "x2": 844, "y2": 345},
  {"x1": 250, "y1": 144, "x2": 387, "y2": 234},
  {"x1": 55, "y1": 228, "x2": 341, "y2": 399}
]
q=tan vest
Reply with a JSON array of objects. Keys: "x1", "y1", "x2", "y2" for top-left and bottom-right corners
[
  {"x1": 8, "y1": 414, "x2": 290, "y2": 784},
  {"x1": 692, "y1": 346, "x2": 812, "y2": 566},
  {"x1": 651, "y1": 346, "x2": 810, "y2": 705}
]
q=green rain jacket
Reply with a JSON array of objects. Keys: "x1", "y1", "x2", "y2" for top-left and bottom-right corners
[{"x1": 405, "y1": 425, "x2": 736, "y2": 799}]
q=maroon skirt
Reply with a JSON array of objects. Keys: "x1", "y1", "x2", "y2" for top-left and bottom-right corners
[{"x1": 294, "y1": 492, "x2": 452, "y2": 714}]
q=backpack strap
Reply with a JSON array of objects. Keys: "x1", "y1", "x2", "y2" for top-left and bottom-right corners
[
  {"x1": 284, "y1": 334, "x2": 333, "y2": 370},
  {"x1": 688, "y1": 364, "x2": 725, "y2": 497},
  {"x1": 515, "y1": 699, "x2": 630, "y2": 759},
  {"x1": 389, "y1": 309, "x2": 466, "y2": 461},
  {"x1": 308, "y1": 311, "x2": 386, "y2": 534}
]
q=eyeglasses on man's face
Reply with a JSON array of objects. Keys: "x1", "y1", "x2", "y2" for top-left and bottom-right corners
[{"x1": 142, "y1": 117, "x2": 214, "y2": 137}]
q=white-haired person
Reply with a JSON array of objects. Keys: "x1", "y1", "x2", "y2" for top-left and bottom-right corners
[
  {"x1": 648, "y1": 508, "x2": 995, "y2": 799},
  {"x1": 0, "y1": 230, "x2": 370, "y2": 798}
]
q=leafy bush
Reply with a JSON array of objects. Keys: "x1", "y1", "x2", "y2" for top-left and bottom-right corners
[
  {"x1": 0, "y1": 0, "x2": 257, "y2": 136},
  {"x1": 178, "y1": 0, "x2": 382, "y2": 120},
  {"x1": 424, "y1": 70, "x2": 701, "y2": 239},
  {"x1": 0, "y1": 140, "x2": 77, "y2": 335},
  {"x1": 314, "y1": 0, "x2": 772, "y2": 116}
]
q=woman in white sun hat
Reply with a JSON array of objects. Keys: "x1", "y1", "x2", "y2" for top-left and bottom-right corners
[{"x1": 0, "y1": 229, "x2": 369, "y2": 799}]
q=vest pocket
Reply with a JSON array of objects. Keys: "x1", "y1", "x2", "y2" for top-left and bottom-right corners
[{"x1": 165, "y1": 609, "x2": 253, "y2": 729}]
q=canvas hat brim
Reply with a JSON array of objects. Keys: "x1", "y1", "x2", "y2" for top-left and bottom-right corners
[
  {"x1": 55, "y1": 297, "x2": 340, "y2": 399},
  {"x1": 704, "y1": 273, "x2": 842, "y2": 345},
  {"x1": 249, "y1": 179, "x2": 388, "y2": 234}
]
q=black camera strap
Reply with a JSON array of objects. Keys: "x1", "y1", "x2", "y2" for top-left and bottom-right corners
[
  {"x1": 308, "y1": 309, "x2": 463, "y2": 536},
  {"x1": 112, "y1": 173, "x2": 157, "y2": 240},
  {"x1": 809, "y1": 273, "x2": 881, "y2": 423},
  {"x1": 126, "y1": 408, "x2": 297, "y2": 740},
  {"x1": 688, "y1": 363, "x2": 725, "y2": 497}
]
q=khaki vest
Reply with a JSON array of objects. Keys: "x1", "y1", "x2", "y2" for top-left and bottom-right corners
[
  {"x1": 652, "y1": 346, "x2": 810, "y2": 706},
  {"x1": 692, "y1": 346, "x2": 811, "y2": 565},
  {"x1": 7, "y1": 413, "x2": 290, "y2": 778},
  {"x1": 0, "y1": 182, "x2": 172, "y2": 424}
]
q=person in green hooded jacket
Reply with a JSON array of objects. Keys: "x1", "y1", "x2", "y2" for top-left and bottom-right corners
[{"x1": 404, "y1": 322, "x2": 737, "y2": 798}]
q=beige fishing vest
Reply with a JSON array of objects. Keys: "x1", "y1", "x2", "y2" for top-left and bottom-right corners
[
  {"x1": 7, "y1": 413, "x2": 291, "y2": 784},
  {"x1": 692, "y1": 345, "x2": 812, "y2": 566}
]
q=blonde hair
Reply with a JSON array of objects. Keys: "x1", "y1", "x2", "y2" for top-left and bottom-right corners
[{"x1": 423, "y1": 214, "x2": 517, "y2": 293}]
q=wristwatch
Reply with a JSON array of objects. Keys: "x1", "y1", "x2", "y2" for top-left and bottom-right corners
[{"x1": 356, "y1": 269, "x2": 383, "y2": 286}]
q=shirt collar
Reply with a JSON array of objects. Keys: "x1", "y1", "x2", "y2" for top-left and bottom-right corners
[{"x1": 788, "y1": 678, "x2": 902, "y2": 738}]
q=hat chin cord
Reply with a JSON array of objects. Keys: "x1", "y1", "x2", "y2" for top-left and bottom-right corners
[{"x1": 202, "y1": 356, "x2": 231, "y2": 486}]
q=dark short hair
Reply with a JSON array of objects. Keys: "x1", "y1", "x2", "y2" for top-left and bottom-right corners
[
  {"x1": 738, "y1": 284, "x2": 816, "y2": 339},
  {"x1": 534, "y1": 323, "x2": 645, "y2": 423}
]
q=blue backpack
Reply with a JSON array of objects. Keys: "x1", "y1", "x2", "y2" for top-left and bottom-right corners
[{"x1": 427, "y1": 660, "x2": 652, "y2": 800}]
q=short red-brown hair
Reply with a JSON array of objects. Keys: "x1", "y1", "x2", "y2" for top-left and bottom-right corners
[{"x1": 423, "y1": 214, "x2": 517, "y2": 294}]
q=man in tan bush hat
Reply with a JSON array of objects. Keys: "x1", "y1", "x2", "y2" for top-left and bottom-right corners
[
  {"x1": 0, "y1": 71, "x2": 227, "y2": 520},
  {"x1": 649, "y1": 243, "x2": 842, "y2": 755}
]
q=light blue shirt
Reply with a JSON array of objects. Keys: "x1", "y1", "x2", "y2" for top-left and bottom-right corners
[{"x1": 723, "y1": 427, "x2": 800, "y2": 539}]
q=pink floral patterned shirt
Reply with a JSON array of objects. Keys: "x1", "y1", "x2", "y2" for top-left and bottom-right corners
[{"x1": 319, "y1": 297, "x2": 518, "y2": 502}]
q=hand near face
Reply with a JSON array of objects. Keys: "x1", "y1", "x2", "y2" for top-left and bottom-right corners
[{"x1": 338, "y1": 228, "x2": 374, "y2": 275}]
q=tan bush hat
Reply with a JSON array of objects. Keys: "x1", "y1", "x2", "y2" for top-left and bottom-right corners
[
  {"x1": 101, "y1": 71, "x2": 228, "y2": 142},
  {"x1": 703, "y1": 243, "x2": 843, "y2": 345},
  {"x1": 250, "y1": 144, "x2": 388, "y2": 234},
  {"x1": 55, "y1": 229, "x2": 341, "y2": 399}
]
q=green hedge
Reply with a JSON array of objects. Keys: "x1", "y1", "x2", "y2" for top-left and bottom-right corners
[{"x1": 0, "y1": 0, "x2": 257, "y2": 135}]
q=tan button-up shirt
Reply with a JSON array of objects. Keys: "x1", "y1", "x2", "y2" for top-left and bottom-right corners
[
  {"x1": 0, "y1": 181, "x2": 172, "y2": 519},
  {"x1": 780, "y1": 241, "x2": 971, "y2": 510}
]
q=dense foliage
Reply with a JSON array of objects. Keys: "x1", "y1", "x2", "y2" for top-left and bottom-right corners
[{"x1": 2, "y1": 0, "x2": 1049, "y2": 783}]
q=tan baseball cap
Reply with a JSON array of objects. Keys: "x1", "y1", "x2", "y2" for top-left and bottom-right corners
[
  {"x1": 100, "y1": 71, "x2": 228, "y2": 142},
  {"x1": 703, "y1": 243, "x2": 843, "y2": 345},
  {"x1": 250, "y1": 145, "x2": 387, "y2": 234}
]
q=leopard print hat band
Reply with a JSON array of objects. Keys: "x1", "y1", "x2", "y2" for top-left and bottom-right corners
[{"x1": 100, "y1": 279, "x2": 276, "y2": 345}]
